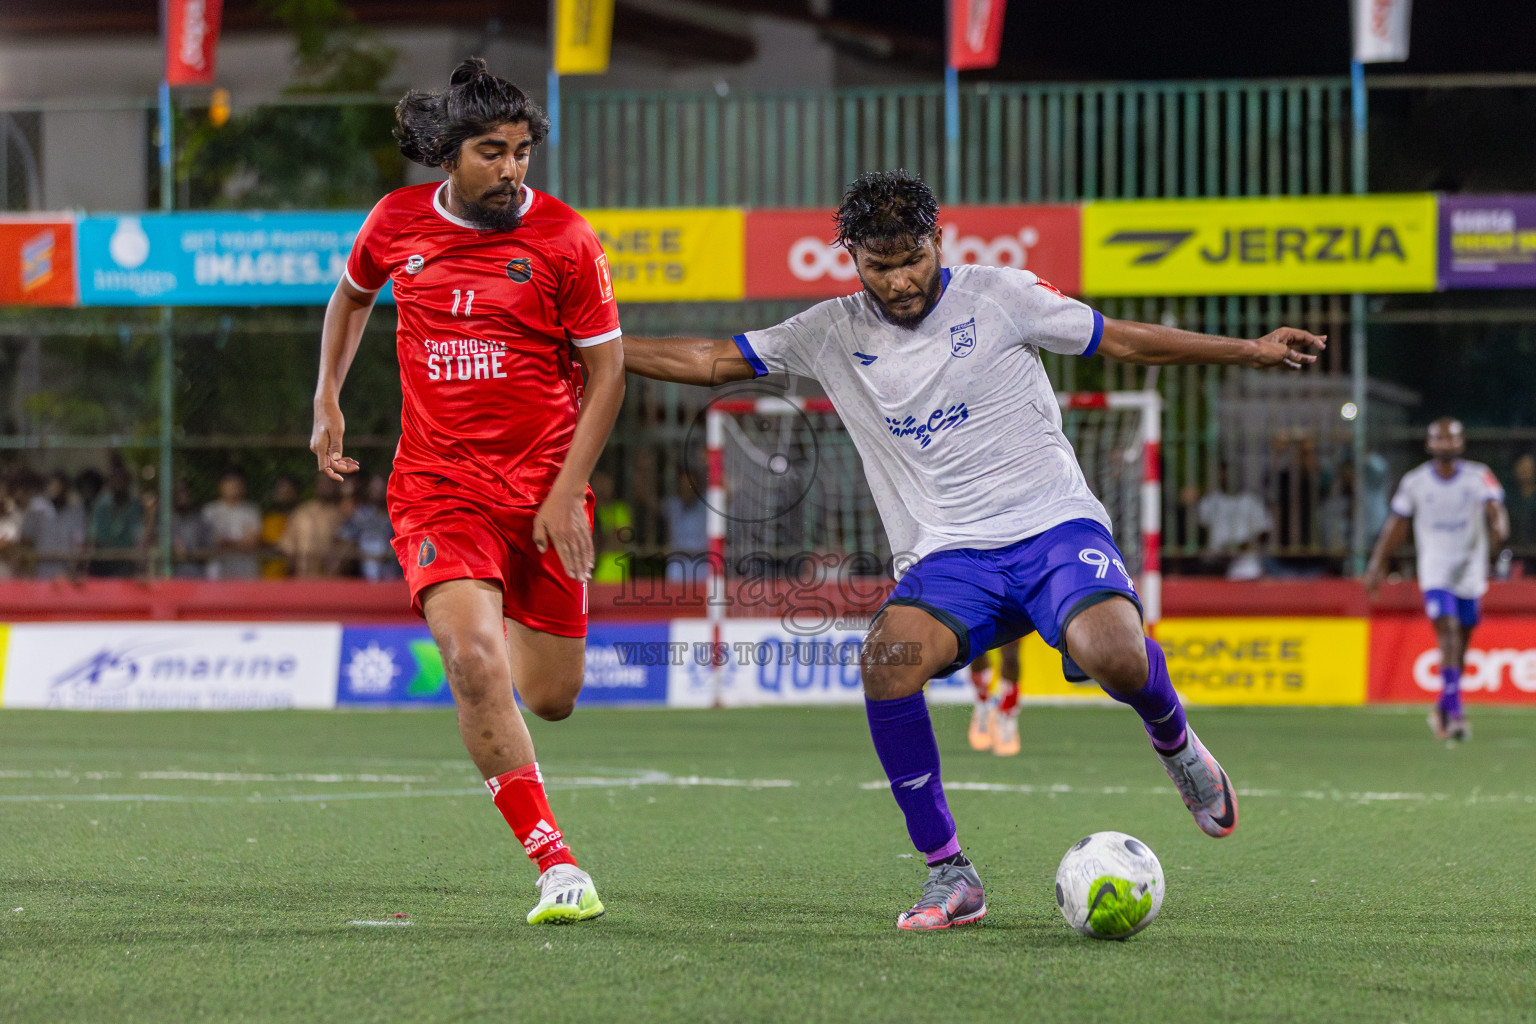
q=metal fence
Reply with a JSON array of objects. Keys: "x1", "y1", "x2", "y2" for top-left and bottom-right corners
[{"x1": 0, "y1": 76, "x2": 1476, "y2": 581}]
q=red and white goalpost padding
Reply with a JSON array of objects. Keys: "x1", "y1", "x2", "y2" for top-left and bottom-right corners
[
  {"x1": 702, "y1": 389, "x2": 1162, "y2": 692},
  {"x1": 1056, "y1": 390, "x2": 1162, "y2": 625}
]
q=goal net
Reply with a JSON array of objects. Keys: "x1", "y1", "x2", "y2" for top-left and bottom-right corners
[{"x1": 705, "y1": 390, "x2": 1163, "y2": 623}]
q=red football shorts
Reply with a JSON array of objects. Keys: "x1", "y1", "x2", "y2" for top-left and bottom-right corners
[{"x1": 388, "y1": 473, "x2": 594, "y2": 637}]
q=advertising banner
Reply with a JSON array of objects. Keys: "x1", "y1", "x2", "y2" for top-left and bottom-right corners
[
  {"x1": 1, "y1": 623, "x2": 340, "y2": 710},
  {"x1": 1081, "y1": 195, "x2": 1438, "y2": 296},
  {"x1": 553, "y1": 0, "x2": 616, "y2": 75},
  {"x1": 1369, "y1": 616, "x2": 1536, "y2": 704},
  {"x1": 336, "y1": 622, "x2": 672, "y2": 706},
  {"x1": 76, "y1": 212, "x2": 376, "y2": 307},
  {"x1": 584, "y1": 208, "x2": 744, "y2": 302},
  {"x1": 1438, "y1": 195, "x2": 1536, "y2": 289},
  {"x1": 948, "y1": 0, "x2": 1009, "y2": 71},
  {"x1": 0, "y1": 218, "x2": 76, "y2": 307},
  {"x1": 666, "y1": 619, "x2": 970, "y2": 707},
  {"x1": 1155, "y1": 618, "x2": 1369, "y2": 706},
  {"x1": 1353, "y1": 0, "x2": 1411, "y2": 64},
  {"x1": 744, "y1": 205, "x2": 1080, "y2": 300},
  {"x1": 165, "y1": 0, "x2": 224, "y2": 86}
]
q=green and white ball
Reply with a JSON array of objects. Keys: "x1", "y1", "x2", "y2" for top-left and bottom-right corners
[{"x1": 1054, "y1": 830, "x2": 1165, "y2": 939}]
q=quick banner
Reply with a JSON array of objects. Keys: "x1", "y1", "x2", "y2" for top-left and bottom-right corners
[
  {"x1": 665, "y1": 619, "x2": 970, "y2": 707},
  {"x1": 1, "y1": 623, "x2": 340, "y2": 710},
  {"x1": 1082, "y1": 195, "x2": 1437, "y2": 296},
  {"x1": 1438, "y1": 195, "x2": 1536, "y2": 289}
]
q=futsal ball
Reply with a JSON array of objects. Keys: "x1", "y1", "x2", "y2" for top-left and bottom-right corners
[{"x1": 1054, "y1": 830, "x2": 1165, "y2": 939}]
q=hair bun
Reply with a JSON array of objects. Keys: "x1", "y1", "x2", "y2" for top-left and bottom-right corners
[{"x1": 450, "y1": 57, "x2": 489, "y2": 87}]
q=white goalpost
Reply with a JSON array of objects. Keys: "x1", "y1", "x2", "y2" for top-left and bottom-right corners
[{"x1": 702, "y1": 389, "x2": 1163, "y2": 644}]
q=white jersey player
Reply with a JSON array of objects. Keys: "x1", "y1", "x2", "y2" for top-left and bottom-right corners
[
  {"x1": 623, "y1": 170, "x2": 1324, "y2": 930},
  {"x1": 1366, "y1": 418, "x2": 1509, "y2": 742}
]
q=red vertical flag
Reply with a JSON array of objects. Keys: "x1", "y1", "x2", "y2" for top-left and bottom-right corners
[
  {"x1": 165, "y1": 0, "x2": 224, "y2": 86},
  {"x1": 948, "y1": 0, "x2": 1008, "y2": 71}
]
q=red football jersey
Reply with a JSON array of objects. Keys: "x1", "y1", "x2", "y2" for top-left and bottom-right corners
[{"x1": 346, "y1": 182, "x2": 620, "y2": 506}]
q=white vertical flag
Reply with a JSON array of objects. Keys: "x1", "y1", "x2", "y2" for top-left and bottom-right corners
[{"x1": 1353, "y1": 0, "x2": 1412, "y2": 63}]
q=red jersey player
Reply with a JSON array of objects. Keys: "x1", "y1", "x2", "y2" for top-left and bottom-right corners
[{"x1": 309, "y1": 59, "x2": 623, "y2": 924}]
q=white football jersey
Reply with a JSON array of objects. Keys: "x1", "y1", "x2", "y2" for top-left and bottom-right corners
[
  {"x1": 1389, "y1": 459, "x2": 1505, "y2": 597},
  {"x1": 735, "y1": 264, "x2": 1110, "y2": 563}
]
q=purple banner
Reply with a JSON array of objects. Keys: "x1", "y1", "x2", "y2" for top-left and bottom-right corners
[{"x1": 1439, "y1": 195, "x2": 1536, "y2": 289}]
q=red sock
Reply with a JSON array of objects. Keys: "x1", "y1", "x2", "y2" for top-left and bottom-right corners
[
  {"x1": 485, "y1": 763, "x2": 578, "y2": 872},
  {"x1": 996, "y1": 680, "x2": 1020, "y2": 715},
  {"x1": 971, "y1": 667, "x2": 993, "y2": 701}
]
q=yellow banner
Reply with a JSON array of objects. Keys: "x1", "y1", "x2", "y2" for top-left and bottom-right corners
[
  {"x1": 0, "y1": 623, "x2": 9, "y2": 706},
  {"x1": 554, "y1": 0, "x2": 615, "y2": 75},
  {"x1": 1082, "y1": 195, "x2": 1437, "y2": 296},
  {"x1": 999, "y1": 617, "x2": 1366, "y2": 706},
  {"x1": 1156, "y1": 618, "x2": 1368, "y2": 706},
  {"x1": 584, "y1": 208, "x2": 745, "y2": 302}
]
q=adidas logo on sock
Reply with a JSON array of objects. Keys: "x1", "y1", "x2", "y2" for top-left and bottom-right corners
[{"x1": 523, "y1": 819, "x2": 563, "y2": 856}]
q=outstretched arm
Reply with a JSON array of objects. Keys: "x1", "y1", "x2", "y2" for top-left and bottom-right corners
[
  {"x1": 623, "y1": 335, "x2": 759, "y2": 387},
  {"x1": 532, "y1": 338, "x2": 627, "y2": 583},
  {"x1": 1363, "y1": 513, "x2": 1412, "y2": 598},
  {"x1": 310, "y1": 277, "x2": 378, "y2": 481},
  {"x1": 1097, "y1": 319, "x2": 1326, "y2": 369},
  {"x1": 1487, "y1": 499, "x2": 1510, "y2": 549}
]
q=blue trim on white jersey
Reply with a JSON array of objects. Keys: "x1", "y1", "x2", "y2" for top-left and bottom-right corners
[
  {"x1": 733, "y1": 333, "x2": 769, "y2": 378},
  {"x1": 940, "y1": 266, "x2": 951, "y2": 293},
  {"x1": 1082, "y1": 310, "x2": 1104, "y2": 358}
]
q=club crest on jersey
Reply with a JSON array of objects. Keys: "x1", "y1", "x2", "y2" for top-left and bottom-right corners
[
  {"x1": 949, "y1": 318, "x2": 978, "y2": 358},
  {"x1": 405, "y1": 255, "x2": 426, "y2": 275},
  {"x1": 417, "y1": 539, "x2": 437, "y2": 567},
  {"x1": 505, "y1": 257, "x2": 533, "y2": 283}
]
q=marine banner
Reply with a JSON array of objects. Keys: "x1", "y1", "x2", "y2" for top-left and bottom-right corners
[
  {"x1": 1081, "y1": 195, "x2": 1437, "y2": 296},
  {"x1": 1438, "y1": 195, "x2": 1536, "y2": 289},
  {"x1": 0, "y1": 623, "x2": 340, "y2": 710},
  {"x1": 583, "y1": 208, "x2": 745, "y2": 302}
]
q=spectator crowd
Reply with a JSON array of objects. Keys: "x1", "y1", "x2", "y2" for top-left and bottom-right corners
[{"x1": 0, "y1": 457, "x2": 403, "y2": 582}]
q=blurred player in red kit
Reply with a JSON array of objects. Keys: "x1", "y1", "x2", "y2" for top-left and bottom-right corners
[{"x1": 310, "y1": 58, "x2": 622, "y2": 924}]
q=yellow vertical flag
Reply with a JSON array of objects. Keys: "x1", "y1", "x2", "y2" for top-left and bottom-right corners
[{"x1": 554, "y1": 0, "x2": 615, "y2": 75}]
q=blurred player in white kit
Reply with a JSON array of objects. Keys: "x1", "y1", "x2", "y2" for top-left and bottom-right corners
[{"x1": 1365, "y1": 418, "x2": 1508, "y2": 741}]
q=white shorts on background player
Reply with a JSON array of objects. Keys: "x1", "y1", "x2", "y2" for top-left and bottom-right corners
[
  {"x1": 733, "y1": 265, "x2": 1111, "y2": 566},
  {"x1": 1389, "y1": 459, "x2": 1504, "y2": 599}
]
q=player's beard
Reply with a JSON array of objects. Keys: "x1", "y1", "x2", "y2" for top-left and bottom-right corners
[
  {"x1": 867, "y1": 268, "x2": 944, "y2": 329},
  {"x1": 461, "y1": 186, "x2": 524, "y2": 232}
]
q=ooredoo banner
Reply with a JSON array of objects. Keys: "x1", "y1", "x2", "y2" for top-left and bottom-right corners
[
  {"x1": 744, "y1": 205, "x2": 1081, "y2": 300},
  {"x1": 336, "y1": 623, "x2": 672, "y2": 706},
  {"x1": 1369, "y1": 616, "x2": 1536, "y2": 704},
  {"x1": 0, "y1": 623, "x2": 340, "y2": 710}
]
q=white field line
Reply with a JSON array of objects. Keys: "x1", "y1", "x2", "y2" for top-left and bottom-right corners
[
  {"x1": 0, "y1": 771, "x2": 797, "y2": 804},
  {"x1": 860, "y1": 780, "x2": 1536, "y2": 805}
]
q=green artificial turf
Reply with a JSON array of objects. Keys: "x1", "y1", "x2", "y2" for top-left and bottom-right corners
[{"x1": 2, "y1": 704, "x2": 1533, "y2": 1023}]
